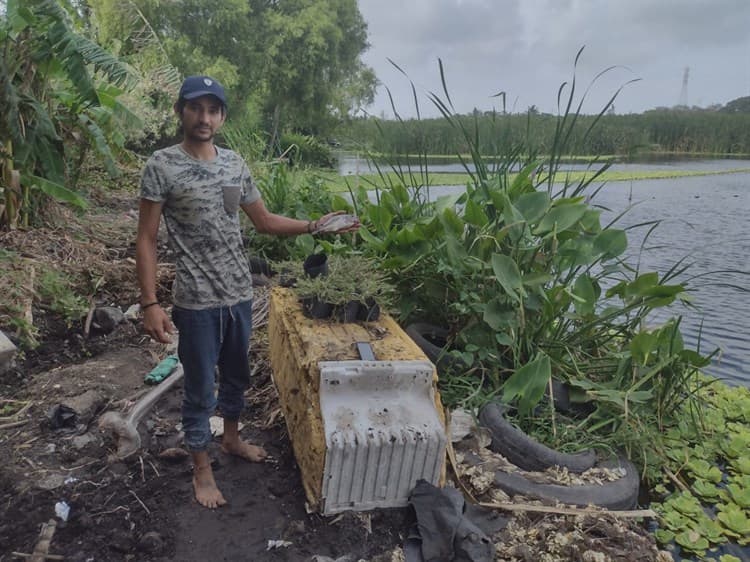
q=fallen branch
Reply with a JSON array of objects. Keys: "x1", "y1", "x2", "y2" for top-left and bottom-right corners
[
  {"x1": 664, "y1": 466, "x2": 689, "y2": 493},
  {"x1": 129, "y1": 490, "x2": 151, "y2": 514},
  {"x1": 0, "y1": 400, "x2": 32, "y2": 422},
  {"x1": 0, "y1": 419, "x2": 28, "y2": 430},
  {"x1": 22, "y1": 264, "x2": 35, "y2": 328},
  {"x1": 83, "y1": 298, "x2": 96, "y2": 339},
  {"x1": 478, "y1": 501, "x2": 657, "y2": 519},
  {"x1": 90, "y1": 505, "x2": 129, "y2": 517},
  {"x1": 11, "y1": 553, "x2": 64, "y2": 561}
]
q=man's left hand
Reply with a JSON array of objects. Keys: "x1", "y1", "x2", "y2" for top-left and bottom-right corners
[{"x1": 313, "y1": 211, "x2": 361, "y2": 234}]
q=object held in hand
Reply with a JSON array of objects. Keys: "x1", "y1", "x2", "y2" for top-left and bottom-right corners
[{"x1": 313, "y1": 213, "x2": 359, "y2": 234}]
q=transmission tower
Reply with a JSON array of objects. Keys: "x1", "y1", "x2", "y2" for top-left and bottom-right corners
[{"x1": 679, "y1": 66, "x2": 689, "y2": 107}]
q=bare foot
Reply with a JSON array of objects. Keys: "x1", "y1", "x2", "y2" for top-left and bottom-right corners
[
  {"x1": 193, "y1": 464, "x2": 227, "y2": 509},
  {"x1": 220, "y1": 439, "x2": 268, "y2": 462}
]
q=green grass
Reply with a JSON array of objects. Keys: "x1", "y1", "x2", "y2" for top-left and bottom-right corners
[{"x1": 316, "y1": 167, "x2": 750, "y2": 193}]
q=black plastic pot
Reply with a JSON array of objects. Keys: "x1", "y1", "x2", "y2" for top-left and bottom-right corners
[
  {"x1": 356, "y1": 298, "x2": 380, "y2": 321},
  {"x1": 301, "y1": 297, "x2": 333, "y2": 319},
  {"x1": 336, "y1": 301, "x2": 361, "y2": 323},
  {"x1": 248, "y1": 256, "x2": 272, "y2": 276},
  {"x1": 303, "y1": 253, "x2": 328, "y2": 278}
]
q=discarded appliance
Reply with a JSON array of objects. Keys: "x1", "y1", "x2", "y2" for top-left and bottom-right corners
[{"x1": 268, "y1": 288, "x2": 447, "y2": 515}]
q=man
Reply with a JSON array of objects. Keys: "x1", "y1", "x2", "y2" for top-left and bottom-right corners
[{"x1": 136, "y1": 75, "x2": 357, "y2": 509}]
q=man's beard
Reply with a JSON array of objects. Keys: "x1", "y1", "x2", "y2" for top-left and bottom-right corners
[{"x1": 184, "y1": 126, "x2": 214, "y2": 142}]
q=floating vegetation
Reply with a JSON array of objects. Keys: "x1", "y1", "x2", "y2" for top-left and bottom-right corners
[{"x1": 652, "y1": 378, "x2": 750, "y2": 558}]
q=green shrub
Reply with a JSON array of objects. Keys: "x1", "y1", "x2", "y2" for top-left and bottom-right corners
[{"x1": 37, "y1": 270, "x2": 88, "y2": 327}]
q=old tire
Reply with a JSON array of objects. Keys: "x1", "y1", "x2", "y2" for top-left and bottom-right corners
[
  {"x1": 492, "y1": 457, "x2": 640, "y2": 510},
  {"x1": 406, "y1": 323, "x2": 467, "y2": 373},
  {"x1": 479, "y1": 402, "x2": 597, "y2": 473}
]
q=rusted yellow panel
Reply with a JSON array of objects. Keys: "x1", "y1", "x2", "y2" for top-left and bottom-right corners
[{"x1": 268, "y1": 287, "x2": 446, "y2": 509}]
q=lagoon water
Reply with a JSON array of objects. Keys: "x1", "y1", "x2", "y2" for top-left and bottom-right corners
[
  {"x1": 342, "y1": 156, "x2": 749, "y2": 387},
  {"x1": 591, "y1": 172, "x2": 749, "y2": 388}
]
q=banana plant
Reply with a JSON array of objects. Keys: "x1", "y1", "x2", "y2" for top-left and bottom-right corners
[{"x1": 0, "y1": 0, "x2": 136, "y2": 229}]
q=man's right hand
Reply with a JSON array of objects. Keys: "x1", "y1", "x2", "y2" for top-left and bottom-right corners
[{"x1": 143, "y1": 305, "x2": 174, "y2": 343}]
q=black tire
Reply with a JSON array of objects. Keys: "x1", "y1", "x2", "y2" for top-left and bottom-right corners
[
  {"x1": 479, "y1": 402, "x2": 597, "y2": 473},
  {"x1": 492, "y1": 457, "x2": 640, "y2": 510},
  {"x1": 406, "y1": 323, "x2": 467, "y2": 373}
]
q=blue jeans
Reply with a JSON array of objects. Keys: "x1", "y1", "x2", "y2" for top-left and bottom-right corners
[{"x1": 172, "y1": 300, "x2": 253, "y2": 451}]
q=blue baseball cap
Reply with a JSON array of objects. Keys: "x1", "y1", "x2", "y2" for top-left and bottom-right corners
[{"x1": 178, "y1": 75, "x2": 227, "y2": 106}]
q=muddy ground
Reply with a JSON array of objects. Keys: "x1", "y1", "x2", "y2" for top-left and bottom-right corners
[{"x1": 0, "y1": 184, "x2": 669, "y2": 561}]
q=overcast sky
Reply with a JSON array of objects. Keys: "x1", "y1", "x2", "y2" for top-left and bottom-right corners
[{"x1": 356, "y1": 0, "x2": 750, "y2": 118}]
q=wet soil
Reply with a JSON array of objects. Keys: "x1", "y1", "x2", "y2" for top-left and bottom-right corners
[
  {"x1": 0, "y1": 340, "x2": 407, "y2": 561},
  {"x1": 0, "y1": 183, "x2": 669, "y2": 562}
]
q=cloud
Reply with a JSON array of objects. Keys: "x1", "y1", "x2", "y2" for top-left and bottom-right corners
[{"x1": 358, "y1": 0, "x2": 750, "y2": 117}]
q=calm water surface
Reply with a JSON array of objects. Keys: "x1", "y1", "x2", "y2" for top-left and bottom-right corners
[
  {"x1": 348, "y1": 156, "x2": 749, "y2": 387},
  {"x1": 592, "y1": 174, "x2": 749, "y2": 387}
]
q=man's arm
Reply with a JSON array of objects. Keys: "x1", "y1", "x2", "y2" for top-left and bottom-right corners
[
  {"x1": 135, "y1": 198, "x2": 173, "y2": 343},
  {"x1": 241, "y1": 198, "x2": 317, "y2": 235},
  {"x1": 241, "y1": 199, "x2": 360, "y2": 236}
]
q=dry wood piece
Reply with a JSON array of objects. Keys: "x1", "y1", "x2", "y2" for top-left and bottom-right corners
[
  {"x1": 0, "y1": 400, "x2": 32, "y2": 422},
  {"x1": 23, "y1": 263, "x2": 35, "y2": 328},
  {"x1": 479, "y1": 500, "x2": 657, "y2": 519},
  {"x1": 29, "y1": 518, "x2": 58, "y2": 562},
  {"x1": 0, "y1": 419, "x2": 28, "y2": 431},
  {"x1": 11, "y1": 554, "x2": 63, "y2": 561}
]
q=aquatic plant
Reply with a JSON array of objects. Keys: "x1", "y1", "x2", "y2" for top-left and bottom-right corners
[
  {"x1": 652, "y1": 378, "x2": 750, "y2": 557},
  {"x1": 349, "y1": 49, "x2": 712, "y2": 460}
]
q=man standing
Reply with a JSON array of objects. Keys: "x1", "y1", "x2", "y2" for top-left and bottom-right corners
[{"x1": 136, "y1": 76, "x2": 356, "y2": 508}]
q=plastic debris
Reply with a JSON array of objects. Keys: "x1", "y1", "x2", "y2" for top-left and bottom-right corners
[
  {"x1": 266, "y1": 539, "x2": 292, "y2": 550},
  {"x1": 449, "y1": 408, "x2": 476, "y2": 442},
  {"x1": 47, "y1": 404, "x2": 77, "y2": 430},
  {"x1": 209, "y1": 416, "x2": 243, "y2": 437},
  {"x1": 55, "y1": 501, "x2": 70, "y2": 522},
  {"x1": 64, "y1": 477, "x2": 78, "y2": 485},
  {"x1": 144, "y1": 355, "x2": 179, "y2": 385},
  {"x1": 124, "y1": 303, "x2": 141, "y2": 320}
]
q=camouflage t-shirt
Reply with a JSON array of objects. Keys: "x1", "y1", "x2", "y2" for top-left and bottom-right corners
[{"x1": 140, "y1": 144, "x2": 261, "y2": 310}]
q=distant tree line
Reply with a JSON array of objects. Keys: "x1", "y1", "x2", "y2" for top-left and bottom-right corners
[{"x1": 341, "y1": 97, "x2": 750, "y2": 157}]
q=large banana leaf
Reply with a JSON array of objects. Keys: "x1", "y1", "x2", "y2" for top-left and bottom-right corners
[{"x1": 24, "y1": 173, "x2": 87, "y2": 209}]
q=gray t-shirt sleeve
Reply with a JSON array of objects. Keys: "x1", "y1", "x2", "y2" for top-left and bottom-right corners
[
  {"x1": 240, "y1": 162, "x2": 262, "y2": 206},
  {"x1": 140, "y1": 156, "x2": 168, "y2": 202}
]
